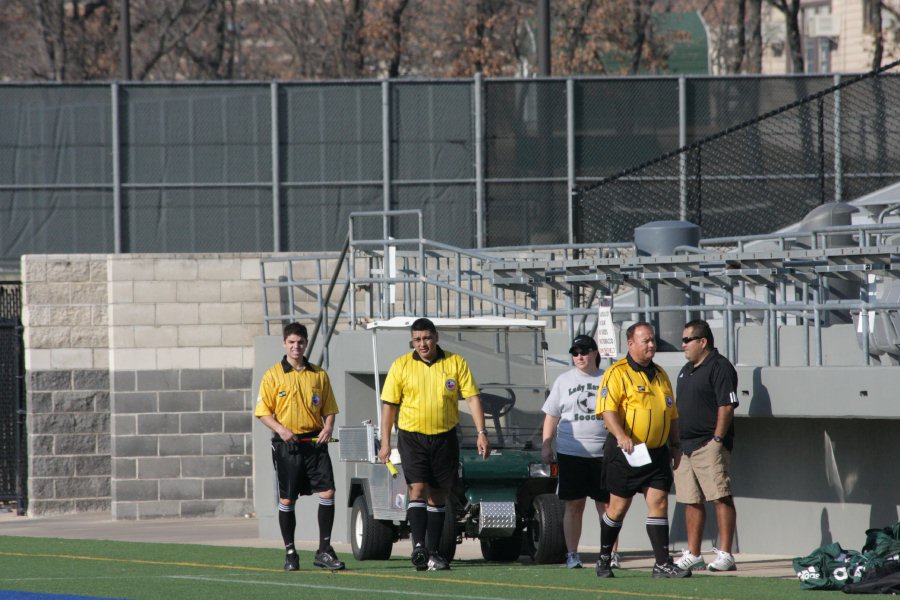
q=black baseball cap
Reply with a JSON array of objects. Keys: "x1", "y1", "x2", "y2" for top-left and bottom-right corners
[{"x1": 569, "y1": 334, "x2": 598, "y2": 354}]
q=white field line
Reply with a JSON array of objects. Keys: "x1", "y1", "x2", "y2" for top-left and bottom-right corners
[{"x1": 169, "y1": 574, "x2": 514, "y2": 600}]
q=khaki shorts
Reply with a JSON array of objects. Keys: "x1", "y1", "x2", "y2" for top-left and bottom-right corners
[{"x1": 674, "y1": 442, "x2": 732, "y2": 504}]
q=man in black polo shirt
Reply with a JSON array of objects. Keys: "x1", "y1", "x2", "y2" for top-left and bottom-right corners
[{"x1": 672, "y1": 319, "x2": 739, "y2": 573}]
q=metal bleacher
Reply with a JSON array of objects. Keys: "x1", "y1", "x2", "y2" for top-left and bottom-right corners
[{"x1": 259, "y1": 210, "x2": 900, "y2": 369}]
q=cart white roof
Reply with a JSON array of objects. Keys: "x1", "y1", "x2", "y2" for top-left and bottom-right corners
[{"x1": 364, "y1": 316, "x2": 546, "y2": 331}]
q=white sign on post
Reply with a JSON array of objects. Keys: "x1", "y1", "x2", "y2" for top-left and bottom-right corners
[{"x1": 595, "y1": 298, "x2": 618, "y2": 358}]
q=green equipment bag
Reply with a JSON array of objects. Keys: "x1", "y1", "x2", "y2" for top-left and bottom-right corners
[
  {"x1": 861, "y1": 522, "x2": 900, "y2": 566},
  {"x1": 793, "y1": 542, "x2": 866, "y2": 591}
]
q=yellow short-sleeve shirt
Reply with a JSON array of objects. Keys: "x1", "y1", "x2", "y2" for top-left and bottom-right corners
[
  {"x1": 381, "y1": 349, "x2": 479, "y2": 435},
  {"x1": 254, "y1": 358, "x2": 339, "y2": 434},
  {"x1": 596, "y1": 356, "x2": 678, "y2": 449}
]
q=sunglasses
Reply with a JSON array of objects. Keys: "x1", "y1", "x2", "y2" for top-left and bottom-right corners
[
  {"x1": 570, "y1": 349, "x2": 594, "y2": 357},
  {"x1": 682, "y1": 336, "x2": 703, "y2": 344}
]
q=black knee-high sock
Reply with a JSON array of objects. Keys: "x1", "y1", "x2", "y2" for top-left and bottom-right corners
[
  {"x1": 318, "y1": 497, "x2": 336, "y2": 552},
  {"x1": 278, "y1": 502, "x2": 296, "y2": 550},
  {"x1": 426, "y1": 504, "x2": 446, "y2": 554},
  {"x1": 646, "y1": 517, "x2": 670, "y2": 565},
  {"x1": 600, "y1": 513, "x2": 622, "y2": 559},
  {"x1": 408, "y1": 501, "x2": 427, "y2": 548}
]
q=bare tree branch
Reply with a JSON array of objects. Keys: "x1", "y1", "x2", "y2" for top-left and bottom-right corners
[{"x1": 767, "y1": 0, "x2": 803, "y2": 72}]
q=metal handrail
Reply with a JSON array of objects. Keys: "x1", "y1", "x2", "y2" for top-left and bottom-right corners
[{"x1": 259, "y1": 211, "x2": 900, "y2": 369}]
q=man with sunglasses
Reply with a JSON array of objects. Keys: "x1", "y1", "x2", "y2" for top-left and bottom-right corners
[
  {"x1": 594, "y1": 322, "x2": 688, "y2": 579},
  {"x1": 672, "y1": 319, "x2": 739, "y2": 573},
  {"x1": 541, "y1": 334, "x2": 619, "y2": 570}
]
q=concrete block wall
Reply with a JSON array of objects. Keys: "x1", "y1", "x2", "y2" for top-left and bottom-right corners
[
  {"x1": 23, "y1": 255, "x2": 112, "y2": 515},
  {"x1": 109, "y1": 367, "x2": 255, "y2": 519},
  {"x1": 20, "y1": 252, "x2": 328, "y2": 519},
  {"x1": 19, "y1": 249, "x2": 537, "y2": 518}
]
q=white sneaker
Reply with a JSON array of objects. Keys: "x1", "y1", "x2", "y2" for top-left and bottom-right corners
[
  {"x1": 610, "y1": 552, "x2": 621, "y2": 568},
  {"x1": 707, "y1": 547, "x2": 736, "y2": 572},
  {"x1": 565, "y1": 552, "x2": 583, "y2": 569},
  {"x1": 674, "y1": 549, "x2": 706, "y2": 571}
]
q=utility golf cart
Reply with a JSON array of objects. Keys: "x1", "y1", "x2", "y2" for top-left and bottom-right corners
[{"x1": 339, "y1": 317, "x2": 566, "y2": 564}]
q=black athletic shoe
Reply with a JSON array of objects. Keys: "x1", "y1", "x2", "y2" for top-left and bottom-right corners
[
  {"x1": 313, "y1": 547, "x2": 346, "y2": 571},
  {"x1": 426, "y1": 552, "x2": 451, "y2": 571},
  {"x1": 595, "y1": 556, "x2": 615, "y2": 578},
  {"x1": 284, "y1": 550, "x2": 299, "y2": 571},
  {"x1": 411, "y1": 544, "x2": 429, "y2": 571},
  {"x1": 652, "y1": 561, "x2": 692, "y2": 578}
]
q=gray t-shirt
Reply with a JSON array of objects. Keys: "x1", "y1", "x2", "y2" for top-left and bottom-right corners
[{"x1": 541, "y1": 367, "x2": 608, "y2": 458}]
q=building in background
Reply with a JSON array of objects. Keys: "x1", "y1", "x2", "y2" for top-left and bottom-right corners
[{"x1": 762, "y1": 0, "x2": 900, "y2": 74}]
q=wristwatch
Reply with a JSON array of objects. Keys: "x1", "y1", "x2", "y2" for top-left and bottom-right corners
[
  {"x1": 712, "y1": 435, "x2": 723, "y2": 443},
  {"x1": 477, "y1": 429, "x2": 488, "y2": 436}
]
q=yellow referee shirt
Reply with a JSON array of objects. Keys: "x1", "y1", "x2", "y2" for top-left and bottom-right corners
[
  {"x1": 254, "y1": 357, "x2": 339, "y2": 434},
  {"x1": 596, "y1": 356, "x2": 678, "y2": 449},
  {"x1": 381, "y1": 348, "x2": 479, "y2": 435}
]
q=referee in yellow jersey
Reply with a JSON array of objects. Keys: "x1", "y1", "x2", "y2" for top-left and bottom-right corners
[
  {"x1": 378, "y1": 318, "x2": 491, "y2": 572},
  {"x1": 594, "y1": 322, "x2": 689, "y2": 579},
  {"x1": 255, "y1": 322, "x2": 345, "y2": 572}
]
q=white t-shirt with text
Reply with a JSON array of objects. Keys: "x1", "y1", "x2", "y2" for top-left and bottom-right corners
[{"x1": 541, "y1": 367, "x2": 608, "y2": 458}]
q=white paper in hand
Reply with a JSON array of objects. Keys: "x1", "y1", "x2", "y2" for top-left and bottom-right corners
[{"x1": 624, "y1": 443, "x2": 652, "y2": 467}]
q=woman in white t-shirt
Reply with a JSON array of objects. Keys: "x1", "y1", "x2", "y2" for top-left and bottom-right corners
[{"x1": 541, "y1": 334, "x2": 618, "y2": 570}]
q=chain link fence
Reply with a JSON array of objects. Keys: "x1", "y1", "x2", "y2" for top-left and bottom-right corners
[
  {"x1": 3, "y1": 72, "x2": 900, "y2": 271},
  {"x1": 576, "y1": 62, "x2": 900, "y2": 242}
]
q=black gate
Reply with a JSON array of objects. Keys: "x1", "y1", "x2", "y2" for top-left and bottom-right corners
[{"x1": 0, "y1": 282, "x2": 25, "y2": 514}]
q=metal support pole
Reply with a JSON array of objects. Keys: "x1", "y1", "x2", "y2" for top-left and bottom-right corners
[
  {"x1": 382, "y1": 81, "x2": 392, "y2": 319},
  {"x1": 371, "y1": 331, "x2": 384, "y2": 431},
  {"x1": 766, "y1": 286, "x2": 776, "y2": 366},
  {"x1": 813, "y1": 287, "x2": 823, "y2": 367},
  {"x1": 382, "y1": 81, "x2": 391, "y2": 224},
  {"x1": 270, "y1": 82, "x2": 281, "y2": 251},
  {"x1": 678, "y1": 76, "x2": 687, "y2": 220},
  {"x1": 537, "y1": 0, "x2": 551, "y2": 76},
  {"x1": 566, "y1": 78, "x2": 575, "y2": 244},
  {"x1": 833, "y1": 74, "x2": 842, "y2": 202},
  {"x1": 120, "y1": 0, "x2": 132, "y2": 80},
  {"x1": 474, "y1": 73, "x2": 485, "y2": 248},
  {"x1": 349, "y1": 218, "x2": 357, "y2": 328},
  {"x1": 725, "y1": 286, "x2": 735, "y2": 363},
  {"x1": 111, "y1": 83, "x2": 123, "y2": 254},
  {"x1": 803, "y1": 284, "x2": 811, "y2": 366},
  {"x1": 818, "y1": 98, "x2": 826, "y2": 205},
  {"x1": 418, "y1": 211, "x2": 426, "y2": 317},
  {"x1": 860, "y1": 307, "x2": 871, "y2": 366}
]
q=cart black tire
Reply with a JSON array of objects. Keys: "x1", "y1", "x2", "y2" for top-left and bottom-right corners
[
  {"x1": 480, "y1": 535, "x2": 522, "y2": 562},
  {"x1": 528, "y1": 493, "x2": 566, "y2": 564},
  {"x1": 351, "y1": 495, "x2": 394, "y2": 560}
]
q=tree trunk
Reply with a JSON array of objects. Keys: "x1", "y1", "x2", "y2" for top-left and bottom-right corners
[
  {"x1": 629, "y1": 0, "x2": 647, "y2": 75},
  {"x1": 746, "y1": 0, "x2": 762, "y2": 73},
  {"x1": 387, "y1": 0, "x2": 410, "y2": 78},
  {"x1": 339, "y1": 0, "x2": 365, "y2": 78},
  {"x1": 730, "y1": 0, "x2": 746, "y2": 73},
  {"x1": 871, "y1": 0, "x2": 883, "y2": 71},
  {"x1": 769, "y1": 0, "x2": 803, "y2": 72}
]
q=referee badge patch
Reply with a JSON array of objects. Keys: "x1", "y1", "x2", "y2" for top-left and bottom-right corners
[
  {"x1": 311, "y1": 393, "x2": 321, "y2": 406},
  {"x1": 278, "y1": 391, "x2": 287, "y2": 397},
  {"x1": 445, "y1": 379, "x2": 457, "y2": 391},
  {"x1": 665, "y1": 395, "x2": 673, "y2": 407},
  {"x1": 600, "y1": 387, "x2": 608, "y2": 398}
]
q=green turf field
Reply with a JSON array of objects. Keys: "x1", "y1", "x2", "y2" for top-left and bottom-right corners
[{"x1": 0, "y1": 536, "x2": 813, "y2": 600}]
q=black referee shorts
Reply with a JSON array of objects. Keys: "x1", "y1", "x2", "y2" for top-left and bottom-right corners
[
  {"x1": 556, "y1": 453, "x2": 609, "y2": 503},
  {"x1": 271, "y1": 435, "x2": 336, "y2": 501},
  {"x1": 601, "y1": 436, "x2": 673, "y2": 498},
  {"x1": 397, "y1": 428, "x2": 459, "y2": 489}
]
